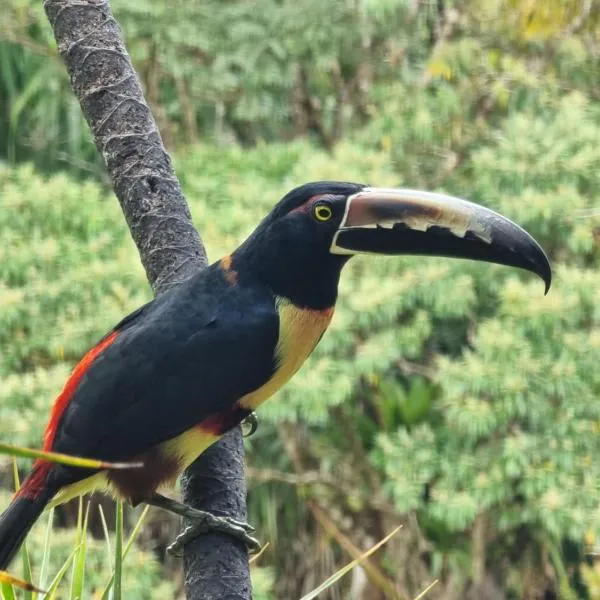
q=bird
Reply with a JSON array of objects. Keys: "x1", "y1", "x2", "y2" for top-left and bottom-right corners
[{"x1": 0, "y1": 181, "x2": 551, "y2": 567}]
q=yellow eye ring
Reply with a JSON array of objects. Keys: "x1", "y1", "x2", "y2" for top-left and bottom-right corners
[{"x1": 314, "y1": 204, "x2": 332, "y2": 222}]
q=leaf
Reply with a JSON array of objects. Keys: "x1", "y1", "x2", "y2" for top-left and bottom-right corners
[
  {"x1": 0, "y1": 444, "x2": 143, "y2": 471},
  {"x1": 298, "y1": 526, "x2": 402, "y2": 600}
]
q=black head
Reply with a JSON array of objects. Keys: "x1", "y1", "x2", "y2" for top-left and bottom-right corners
[
  {"x1": 234, "y1": 181, "x2": 551, "y2": 310},
  {"x1": 234, "y1": 181, "x2": 364, "y2": 309}
]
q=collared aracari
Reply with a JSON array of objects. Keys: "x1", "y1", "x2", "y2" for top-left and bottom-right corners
[{"x1": 0, "y1": 182, "x2": 551, "y2": 567}]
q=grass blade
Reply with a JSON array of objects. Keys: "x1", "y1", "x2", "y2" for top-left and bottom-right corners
[
  {"x1": 309, "y1": 501, "x2": 403, "y2": 599},
  {"x1": 44, "y1": 546, "x2": 79, "y2": 600},
  {"x1": 0, "y1": 444, "x2": 143, "y2": 471},
  {"x1": 413, "y1": 580, "x2": 438, "y2": 600},
  {"x1": 70, "y1": 499, "x2": 90, "y2": 600},
  {"x1": 21, "y1": 546, "x2": 33, "y2": 600},
  {"x1": 97, "y1": 505, "x2": 113, "y2": 571},
  {"x1": 0, "y1": 572, "x2": 44, "y2": 594},
  {"x1": 111, "y1": 499, "x2": 123, "y2": 600},
  {"x1": 11, "y1": 460, "x2": 20, "y2": 492},
  {"x1": 1, "y1": 581, "x2": 16, "y2": 600},
  {"x1": 38, "y1": 508, "x2": 55, "y2": 595},
  {"x1": 249, "y1": 542, "x2": 270, "y2": 565},
  {"x1": 299, "y1": 526, "x2": 402, "y2": 600},
  {"x1": 9, "y1": 66, "x2": 48, "y2": 135},
  {"x1": 101, "y1": 505, "x2": 150, "y2": 600},
  {"x1": 12, "y1": 460, "x2": 33, "y2": 600}
]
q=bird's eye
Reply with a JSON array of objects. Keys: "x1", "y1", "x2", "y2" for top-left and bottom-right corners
[{"x1": 314, "y1": 203, "x2": 332, "y2": 222}]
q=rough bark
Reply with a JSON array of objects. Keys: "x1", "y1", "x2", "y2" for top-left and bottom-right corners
[{"x1": 42, "y1": 1, "x2": 251, "y2": 598}]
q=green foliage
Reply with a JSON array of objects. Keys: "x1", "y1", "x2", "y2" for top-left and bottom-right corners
[
  {"x1": 2, "y1": 0, "x2": 598, "y2": 173},
  {"x1": 2, "y1": 97, "x2": 599, "y2": 593},
  {"x1": 0, "y1": 0, "x2": 434, "y2": 168},
  {"x1": 251, "y1": 566, "x2": 275, "y2": 600},
  {"x1": 0, "y1": 163, "x2": 148, "y2": 451},
  {"x1": 0, "y1": 0, "x2": 101, "y2": 174},
  {"x1": 1, "y1": 0, "x2": 600, "y2": 597}
]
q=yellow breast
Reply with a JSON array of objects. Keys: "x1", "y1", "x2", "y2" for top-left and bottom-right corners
[{"x1": 239, "y1": 297, "x2": 334, "y2": 411}]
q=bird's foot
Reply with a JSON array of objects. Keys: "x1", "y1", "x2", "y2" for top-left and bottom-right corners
[
  {"x1": 166, "y1": 508, "x2": 261, "y2": 557},
  {"x1": 241, "y1": 411, "x2": 258, "y2": 437}
]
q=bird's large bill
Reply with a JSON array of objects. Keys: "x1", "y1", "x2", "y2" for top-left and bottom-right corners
[{"x1": 330, "y1": 187, "x2": 551, "y2": 293}]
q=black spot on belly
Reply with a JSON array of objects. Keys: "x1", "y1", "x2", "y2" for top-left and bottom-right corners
[{"x1": 108, "y1": 447, "x2": 181, "y2": 506}]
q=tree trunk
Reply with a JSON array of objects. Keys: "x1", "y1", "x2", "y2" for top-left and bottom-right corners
[{"x1": 42, "y1": 1, "x2": 251, "y2": 598}]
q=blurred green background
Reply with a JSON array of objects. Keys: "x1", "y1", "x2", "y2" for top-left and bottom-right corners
[{"x1": 1, "y1": 0, "x2": 599, "y2": 598}]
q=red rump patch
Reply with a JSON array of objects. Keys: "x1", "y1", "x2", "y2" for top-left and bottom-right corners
[
  {"x1": 42, "y1": 331, "x2": 118, "y2": 452},
  {"x1": 18, "y1": 332, "x2": 118, "y2": 499},
  {"x1": 16, "y1": 463, "x2": 52, "y2": 499},
  {"x1": 43, "y1": 331, "x2": 118, "y2": 452}
]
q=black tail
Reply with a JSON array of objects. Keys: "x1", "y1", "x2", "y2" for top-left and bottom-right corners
[{"x1": 0, "y1": 485, "x2": 54, "y2": 570}]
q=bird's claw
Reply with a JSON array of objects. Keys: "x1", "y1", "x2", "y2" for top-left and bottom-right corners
[
  {"x1": 167, "y1": 512, "x2": 261, "y2": 557},
  {"x1": 241, "y1": 412, "x2": 258, "y2": 437}
]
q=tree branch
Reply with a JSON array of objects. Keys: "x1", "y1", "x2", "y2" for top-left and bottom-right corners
[{"x1": 42, "y1": 1, "x2": 251, "y2": 598}]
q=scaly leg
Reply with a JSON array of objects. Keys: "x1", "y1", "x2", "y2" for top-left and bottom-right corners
[{"x1": 145, "y1": 492, "x2": 261, "y2": 556}]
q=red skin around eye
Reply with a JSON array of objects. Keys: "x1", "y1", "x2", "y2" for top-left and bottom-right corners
[{"x1": 290, "y1": 194, "x2": 322, "y2": 214}]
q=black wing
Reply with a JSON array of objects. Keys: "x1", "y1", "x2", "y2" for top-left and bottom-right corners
[{"x1": 50, "y1": 267, "x2": 278, "y2": 464}]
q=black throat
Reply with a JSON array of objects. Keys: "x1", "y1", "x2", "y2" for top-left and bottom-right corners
[{"x1": 233, "y1": 231, "x2": 348, "y2": 310}]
